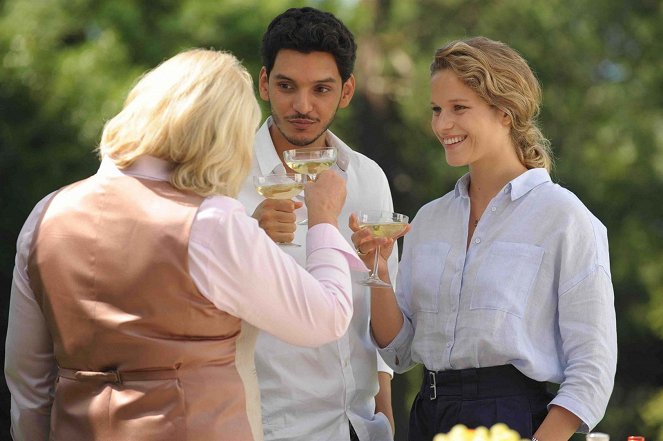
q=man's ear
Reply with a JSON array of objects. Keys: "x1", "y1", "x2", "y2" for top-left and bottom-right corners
[
  {"x1": 258, "y1": 66, "x2": 270, "y2": 101},
  {"x1": 339, "y1": 74, "x2": 356, "y2": 109}
]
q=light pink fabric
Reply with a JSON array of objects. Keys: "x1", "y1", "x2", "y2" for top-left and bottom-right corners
[{"x1": 5, "y1": 155, "x2": 365, "y2": 441}]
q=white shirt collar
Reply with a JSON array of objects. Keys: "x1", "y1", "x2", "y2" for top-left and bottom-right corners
[{"x1": 454, "y1": 168, "x2": 551, "y2": 201}]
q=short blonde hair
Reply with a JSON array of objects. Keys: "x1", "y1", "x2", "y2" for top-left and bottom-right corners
[
  {"x1": 431, "y1": 37, "x2": 553, "y2": 172},
  {"x1": 99, "y1": 49, "x2": 261, "y2": 197}
]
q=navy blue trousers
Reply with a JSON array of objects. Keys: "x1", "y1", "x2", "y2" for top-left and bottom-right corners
[{"x1": 408, "y1": 365, "x2": 553, "y2": 441}]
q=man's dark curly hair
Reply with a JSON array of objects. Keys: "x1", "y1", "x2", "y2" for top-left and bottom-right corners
[{"x1": 261, "y1": 7, "x2": 357, "y2": 83}]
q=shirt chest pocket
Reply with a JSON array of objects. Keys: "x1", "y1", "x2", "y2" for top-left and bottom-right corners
[
  {"x1": 410, "y1": 242, "x2": 451, "y2": 313},
  {"x1": 470, "y1": 241, "x2": 544, "y2": 318}
]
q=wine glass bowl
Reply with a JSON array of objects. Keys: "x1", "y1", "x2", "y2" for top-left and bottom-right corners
[
  {"x1": 356, "y1": 210, "x2": 409, "y2": 287},
  {"x1": 253, "y1": 173, "x2": 305, "y2": 247},
  {"x1": 283, "y1": 147, "x2": 337, "y2": 180},
  {"x1": 253, "y1": 173, "x2": 305, "y2": 200}
]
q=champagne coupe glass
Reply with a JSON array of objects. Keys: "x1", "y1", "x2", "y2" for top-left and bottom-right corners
[
  {"x1": 356, "y1": 210, "x2": 409, "y2": 288},
  {"x1": 283, "y1": 146, "x2": 337, "y2": 181},
  {"x1": 283, "y1": 146, "x2": 338, "y2": 225},
  {"x1": 253, "y1": 173, "x2": 305, "y2": 247}
]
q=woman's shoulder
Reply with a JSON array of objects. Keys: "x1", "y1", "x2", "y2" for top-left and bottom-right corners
[
  {"x1": 191, "y1": 195, "x2": 251, "y2": 236},
  {"x1": 534, "y1": 182, "x2": 609, "y2": 245},
  {"x1": 200, "y1": 194, "x2": 246, "y2": 214},
  {"x1": 536, "y1": 182, "x2": 600, "y2": 220}
]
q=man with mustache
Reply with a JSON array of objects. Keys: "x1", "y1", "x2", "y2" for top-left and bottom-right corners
[{"x1": 237, "y1": 7, "x2": 397, "y2": 441}]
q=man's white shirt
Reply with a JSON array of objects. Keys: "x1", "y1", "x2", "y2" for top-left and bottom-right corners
[{"x1": 237, "y1": 118, "x2": 396, "y2": 441}]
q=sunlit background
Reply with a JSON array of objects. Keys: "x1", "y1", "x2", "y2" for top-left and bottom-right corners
[{"x1": 2, "y1": 0, "x2": 662, "y2": 439}]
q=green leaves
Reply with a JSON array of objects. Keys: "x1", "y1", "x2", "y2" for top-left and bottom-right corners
[{"x1": 1, "y1": 1, "x2": 662, "y2": 438}]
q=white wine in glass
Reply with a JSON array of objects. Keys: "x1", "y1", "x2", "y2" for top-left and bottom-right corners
[
  {"x1": 283, "y1": 147, "x2": 337, "y2": 181},
  {"x1": 253, "y1": 173, "x2": 305, "y2": 247},
  {"x1": 356, "y1": 210, "x2": 409, "y2": 287},
  {"x1": 283, "y1": 146, "x2": 338, "y2": 225}
]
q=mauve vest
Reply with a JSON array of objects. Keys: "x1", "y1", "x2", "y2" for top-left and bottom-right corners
[{"x1": 27, "y1": 172, "x2": 261, "y2": 440}]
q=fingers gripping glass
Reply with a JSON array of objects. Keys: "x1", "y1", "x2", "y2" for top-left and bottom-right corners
[
  {"x1": 356, "y1": 210, "x2": 409, "y2": 288},
  {"x1": 253, "y1": 173, "x2": 305, "y2": 247},
  {"x1": 283, "y1": 147, "x2": 338, "y2": 225}
]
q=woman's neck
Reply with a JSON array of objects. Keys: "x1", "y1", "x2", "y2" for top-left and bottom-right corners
[{"x1": 468, "y1": 161, "x2": 528, "y2": 202}]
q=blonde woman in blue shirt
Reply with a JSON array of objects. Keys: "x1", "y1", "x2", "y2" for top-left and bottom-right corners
[{"x1": 350, "y1": 37, "x2": 617, "y2": 441}]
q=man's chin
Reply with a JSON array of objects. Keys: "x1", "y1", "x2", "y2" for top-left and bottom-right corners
[{"x1": 284, "y1": 136, "x2": 317, "y2": 147}]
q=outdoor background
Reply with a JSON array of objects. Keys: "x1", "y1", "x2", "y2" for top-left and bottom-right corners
[{"x1": 1, "y1": 0, "x2": 662, "y2": 440}]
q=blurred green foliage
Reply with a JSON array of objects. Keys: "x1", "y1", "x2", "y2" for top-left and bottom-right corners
[{"x1": 1, "y1": 0, "x2": 662, "y2": 440}]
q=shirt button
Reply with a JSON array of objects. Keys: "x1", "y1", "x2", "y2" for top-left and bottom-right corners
[
  {"x1": 491, "y1": 206, "x2": 497, "y2": 212},
  {"x1": 474, "y1": 238, "x2": 481, "y2": 244}
]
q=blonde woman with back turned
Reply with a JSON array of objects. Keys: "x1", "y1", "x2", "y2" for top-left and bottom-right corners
[
  {"x1": 350, "y1": 37, "x2": 617, "y2": 441},
  {"x1": 6, "y1": 48, "x2": 364, "y2": 441}
]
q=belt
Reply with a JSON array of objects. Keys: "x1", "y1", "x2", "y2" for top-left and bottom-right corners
[
  {"x1": 423, "y1": 364, "x2": 546, "y2": 401},
  {"x1": 59, "y1": 367, "x2": 179, "y2": 384}
]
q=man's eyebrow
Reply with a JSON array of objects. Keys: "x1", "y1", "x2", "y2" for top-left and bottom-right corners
[{"x1": 273, "y1": 73, "x2": 338, "y2": 83}]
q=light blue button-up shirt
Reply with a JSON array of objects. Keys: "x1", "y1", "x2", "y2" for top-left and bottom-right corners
[{"x1": 379, "y1": 168, "x2": 617, "y2": 432}]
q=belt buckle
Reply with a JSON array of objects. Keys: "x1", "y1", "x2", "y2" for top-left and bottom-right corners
[
  {"x1": 429, "y1": 371, "x2": 437, "y2": 400},
  {"x1": 111, "y1": 370, "x2": 122, "y2": 384}
]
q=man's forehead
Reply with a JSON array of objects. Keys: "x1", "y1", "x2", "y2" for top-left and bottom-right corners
[{"x1": 270, "y1": 49, "x2": 342, "y2": 82}]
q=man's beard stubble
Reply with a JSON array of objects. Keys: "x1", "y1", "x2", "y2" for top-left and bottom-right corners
[{"x1": 271, "y1": 109, "x2": 337, "y2": 147}]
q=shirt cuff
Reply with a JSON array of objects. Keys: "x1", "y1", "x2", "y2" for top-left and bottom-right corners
[
  {"x1": 374, "y1": 312, "x2": 414, "y2": 372},
  {"x1": 377, "y1": 352, "x2": 394, "y2": 377},
  {"x1": 307, "y1": 223, "x2": 369, "y2": 272}
]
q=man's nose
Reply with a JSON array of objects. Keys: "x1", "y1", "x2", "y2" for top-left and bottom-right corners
[{"x1": 292, "y1": 92, "x2": 313, "y2": 114}]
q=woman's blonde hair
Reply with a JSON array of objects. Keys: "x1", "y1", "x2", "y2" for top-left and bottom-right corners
[
  {"x1": 430, "y1": 37, "x2": 553, "y2": 172},
  {"x1": 99, "y1": 48, "x2": 261, "y2": 197}
]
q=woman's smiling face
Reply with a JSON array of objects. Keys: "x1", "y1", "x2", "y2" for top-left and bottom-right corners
[{"x1": 430, "y1": 69, "x2": 512, "y2": 169}]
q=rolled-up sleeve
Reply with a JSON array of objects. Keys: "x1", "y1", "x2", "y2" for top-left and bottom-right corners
[
  {"x1": 551, "y1": 265, "x2": 617, "y2": 432},
  {"x1": 373, "y1": 229, "x2": 417, "y2": 373},
  {"x1": 376, "y1": 313, "x2": 416, "y2": 374}
]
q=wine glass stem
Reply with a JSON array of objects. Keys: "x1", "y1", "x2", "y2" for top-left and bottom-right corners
[{"x1": 371, "y1": 245, "x2": 380, "y2": 278}]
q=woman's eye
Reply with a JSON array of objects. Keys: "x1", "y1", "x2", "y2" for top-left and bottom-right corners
[
  {"x1": 454, "y1": 104, "x2": 467, "y2": 111},
  {"x1": 431, "y1": 106, "x2": 441, "y2": 115}
]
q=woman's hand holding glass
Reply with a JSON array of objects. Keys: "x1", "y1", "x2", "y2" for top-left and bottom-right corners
[{"x1": 349, "y1": 210, "x2": 410, "y2": 287}]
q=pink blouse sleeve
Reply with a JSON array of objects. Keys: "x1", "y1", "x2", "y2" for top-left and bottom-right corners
[
  {"x1": 189, "y1": 196, "x2": 366, "y2": 347},
  {"x1": 6, "y1": 193, "x2": 58, "y2": 441}
]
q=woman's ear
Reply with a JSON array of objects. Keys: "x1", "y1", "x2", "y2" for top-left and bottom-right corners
[{"x1": 501, "y1": 110, "x2": 511, "y2": 127}]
